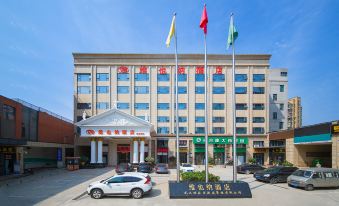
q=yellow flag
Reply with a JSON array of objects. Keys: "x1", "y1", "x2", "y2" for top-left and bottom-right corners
[{"x1": 166, "y1": 15, "x2": 175, "y2": 47}]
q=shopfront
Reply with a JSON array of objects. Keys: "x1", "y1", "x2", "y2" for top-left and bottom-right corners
[
  {"x1": 193, "y1": 136, "x2": 248, "y2": 165},
  {"x1": 157, "y1": 140, "x2": 168, "y2": 163},
  {"x1": 0, "y1": 146, "x2": 16, "y2": 176}
]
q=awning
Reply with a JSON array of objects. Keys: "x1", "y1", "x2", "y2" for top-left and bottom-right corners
[{"x1": 294, "y1": 133, "x2": 332, "y2": 144}]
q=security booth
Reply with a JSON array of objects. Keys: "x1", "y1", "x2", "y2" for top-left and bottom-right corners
[{"x1": 65, "y1": 157, "x2": 80, "y2": 171}]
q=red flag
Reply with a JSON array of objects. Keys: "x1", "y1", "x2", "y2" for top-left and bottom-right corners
[{"x1": 199, "y1": 5, "x2": 208, "y2": 34}]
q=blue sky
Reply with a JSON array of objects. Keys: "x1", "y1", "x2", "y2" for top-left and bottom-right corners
[{"x1": 0, "y1": 0, "x2": 338, "y2": 125}]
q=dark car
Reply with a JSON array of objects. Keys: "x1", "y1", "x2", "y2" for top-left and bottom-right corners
[
  {"x1": 155, "y1": 164, "x2": 169, "y2": 174},
  {"x1": 115, "y1": 163, "x2": 134, "y2": 173},
  {"x1": 237, "y1": 164, "x2": 265, "y2": 174},
  {"x1": 137, "y1": 163, "x2": 153, "y2": 173},
  {"x1": 254, "y1": 166, "x2": 298, "y2": 184}
]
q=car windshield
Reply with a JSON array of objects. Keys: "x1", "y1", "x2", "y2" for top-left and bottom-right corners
[
  {"x1": 292, "y1": 170, "x2": 312, "y2": 178},
  {"x1": 157, "y1": 164, "x2": 166, "y2": 168},
  {"x1": 182, "y1": 164, "x2": 192, "y2": 167}
]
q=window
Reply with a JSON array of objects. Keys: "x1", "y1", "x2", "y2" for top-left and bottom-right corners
[
  {"x1": 235, "y1": 74, "x2": 247, "y2": 82},
  {"x1": 178, "y1": 87, "x2": 187, "y2": 94},
  {"x1": 273, "y1": 112, "x2": 278, "y2": 119},
  {"x1": 253, "y1": 127, "x2": 265, "y2": 134},
  {"x1": 177, "y1": 103, "x2": 187, "y2": 110},
  {"x1": 178, "y1": 74, "x2": 187, "y2": 81},
  {"x1": 157, "y1": 74, "x2": 170, "y2": 81},
  {"x1": 108, "y1": 176, "x2": 124, "y2": 183},
  {"x1": 273, "y1": 94, "x2": 277, "y2": 101},
  {"x1": 135, "y1": 73, "x2": 149, "y2": 81},
  {"x1": 279, "y1": 122, "x2": 284, "y2": 129},
  {"x1": 213, "y1": 87, "x2": 225, "y2": 94},
  {"x1": 77, "y1": 86, "x2": 91, "y2": 94},
  {"x1": 77, "y1": 73, "x2": 91, "y2": 82},
  {"x1": 117, "y1": 103, "x2": 129, "y2": 109},
  {"x1": 96, "y1": 86, "x2": 109, "y2": 94},
  {"x1": 195, "y1": 127, "x2": 205, "y2": 134},
  {"x1": 253, "y1": 103, "x2": 265, "y2": 110},
  {"x1": 195, "y1": 103, "x2": 205, "y2": 110},
  {"x1": 135, "y1": 86, "x2": 149, "y2": 94},
  {"x1": 253, "y1": 87, "x2": 265, "y2": 94},
  {"x1": 195, "y1": 87, "x2": 205, "y2": 94},
  {"x1": 175, "y1": 127, "x2": 187, "y2": 134},
  {"x1": 157, "y1": 127, "x2": 169, "y2": 134},
  {"x1": 135, "y1": 103, "x2": 149, "y2": 109},
  {"x1": 280, "y1": 71, "x2": 288, "y2": 77},
  {"x1": 178, "y1": 116, "x2": 187, "y2": 122},
  {"x1": 158, "y1": 116, "x2": 170, "y2": 122},
  {"x1": 97, "y1": 73, "x2": 109, "y2": 81},
  {"x1": 212, "y1": 103, "x2": 224, "y2": 110},
  {"x1": 253, "y1": 117, "x2": 265, "y2": 123},
  {"x1": 137, "y1": 116, "x2": 145, "y2": 120},
  {"x1": 213, "y1": 127, "x2": 225, "y2": 134},
  {"x1": 280, "y1": 104, "x2": 284, "y2": 110},
  {"x1": 117, "y1": 73, "x2": 129, "y2": 81},
  {"x1": 77, "y1": 103, "x2": 91, "y2": 109},
  {"x1": 157, "y1": 103, "x2": 169, "y2": 110},
  {"x1": 236, "y1": 127, "x2": 247, "y2": 134},
  {"x1": 195, "y1": 74, "x2": 205, "y2": 81},
  {"x1": 213, "y1": 74, "x2": 225, "y2": 82},
  {"x1": 196, "y1": 116, "x2": 205, "y2": 123},
  {"x1": 123, "y1": 176, "x2": 142, "y2": 183},
  {"x1": 236, "y1": 117, "x2": 247, "y2": 123},
  {"x1": 236, "y1": 103, "x2": 247, "y2": 110},
  {"x1": 253, "y1": 74, "x2": 265, "y2": 82},
  {"x1": 96, "y1": 102, "x2": 109, "y2": 109},
  {"x1": 280, "y1": 85, "x2": 285, "y2": 92},
  {"x1": 212, "y1": 117, "x2": 224, "y2": 123},
  {"x1": 235, "y1": 87, "x2": 247, "y2": 94},
  {"x1": 117, "y1": 86, "x2": 129, "y2": 94},
  {"x1": 3, "y1": 105, "x2": 16, "y2": 120},
  {"x1": 253, "y1": 141, "x2": 264, "y2": 148},
  {"x1": 157, "y1": 86, "x2": 169, "y2": 94},
  {"x1": 270, "y1": 140, "x2": 285, "y2": 147}
]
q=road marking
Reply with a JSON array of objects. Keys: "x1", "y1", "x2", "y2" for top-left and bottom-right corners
[{"x1": 72, "y1": 191, "x2": 87, "y2": 200}]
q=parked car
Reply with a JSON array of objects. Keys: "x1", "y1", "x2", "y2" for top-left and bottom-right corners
[
  {"x1": 254, "y1": 166, "x2": 298, "y2": 184},
  {"x1": 87, "y1": 172, "x2": 152, "y2": 199},
  {"x1": 237, "y1": 163, "x2": 265, "y2": 174},
  {"x1": 287, "y1": 168, "x2": 339, "y2": 191},
  {"x1": 137, "y1": 162, "x2": 153, "y2": 173},
  {"x1": 180, "y1": 163, "x2": 195, "y2": 172},
  {"x1": 155, "y1": 163, "x2": 169, "y2": 174},
  {"x1": 115, "y1": 163, "x2": 134, "y2": 173}
]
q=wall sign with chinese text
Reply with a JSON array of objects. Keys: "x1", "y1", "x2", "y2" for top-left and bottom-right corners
[{"x1": 193, "y1": 137, "x2": 248, "y2": 145}]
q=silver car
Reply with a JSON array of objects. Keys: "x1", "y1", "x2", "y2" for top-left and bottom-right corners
[{"x1": 287, "y1": 168, "x2": 339, "y2": 191}]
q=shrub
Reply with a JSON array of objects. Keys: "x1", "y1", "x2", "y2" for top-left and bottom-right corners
[
  {"x1": 208, "y1": 157, "x2": 215, "y2": 165},
  {"x1": 145, "y1": 156, "x2": 155, "y2": 165},
  {"x1": 282, "y1": 160, "x2": 293, "y2": 167},
  {"x1": 248, "y1": 158, "x2": 256, "y2": 164},
  {"x1": 311, "y1": 159, "x2": 323, "y2": 167},
  {"x1": 181, "y1": 170, "x2": 220, "y2": 182}
]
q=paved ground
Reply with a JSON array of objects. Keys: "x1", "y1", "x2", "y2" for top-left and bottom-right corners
[{"x1": 1, "y1": 166, "x2": 339, "y2": 206}]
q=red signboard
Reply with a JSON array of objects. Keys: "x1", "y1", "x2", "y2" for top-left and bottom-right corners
[
  {"x1": 178, "y1": 67, "x2": 185, "y2": 74},
  {"x1": 139, "y1": 66, "x2": 148, "y2": 73},
  {"x1": 157, "y1": 148, "x2": 169, "y2": 153},
  {"x1": 117, "y1": 146, "x2": 130, "y2": 153},
  {"x1": 196, "y1": 66, "x2": 204, "y2": 74},
  {"x1": 85, "y1": 129, "x2": 137, "y2": 136},
  {"x1": 159, "y1": 67, "x2": 167, "y2": 74},
  {"x1": 215, "y1": 66, "x2": 223, "y2": 74},
  {"x1": 118, "y1": 66, "x2": 129, "y2": 73}
]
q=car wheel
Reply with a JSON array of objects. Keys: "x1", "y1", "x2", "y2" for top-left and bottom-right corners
[
  {"x1": 245, "y1": 170, "x2": 250, "y2": 175},
  {"x1": 91, "y1": 188, "x2": 103, "y2": 199},
  {"x1": 131, "y1": 188, "x2": 143, "y2": 199},
  {"x1": 270, "y1": 177, "x2": 278, "y2": 184},
  {"x1": 305, "y1": 184, "x2": 314, "y2": 191}
]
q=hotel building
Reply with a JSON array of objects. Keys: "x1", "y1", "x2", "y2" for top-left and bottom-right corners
[{"x1": 73, "y1": 53, "x2": 286, "y2": 166}]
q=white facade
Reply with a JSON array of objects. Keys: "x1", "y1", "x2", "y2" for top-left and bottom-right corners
[{"x1": 269, "y1": 68, "x2": 288, "y2": 132}]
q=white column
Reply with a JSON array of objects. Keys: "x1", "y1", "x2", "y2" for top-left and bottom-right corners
[
  {"x1": 140, "y1": 139, "x2": 145, "y2": 163},
  {"x1": 97, "y1": 139, "x2": 103, "y2": 163},
  {"x1": 90, "y1": 138, "x2": 96, "y2": 164},
  {"x1": 133, "y1": 139, "x2": 139, "y2": 164}
]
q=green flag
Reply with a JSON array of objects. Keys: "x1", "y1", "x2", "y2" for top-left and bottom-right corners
[{"x1": 227, "y1": 15, "x2": 238, "y2": 49}]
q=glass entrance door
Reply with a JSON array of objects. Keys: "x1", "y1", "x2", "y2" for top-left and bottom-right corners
[
  {"x1": 117, "y1": 144, "x2": 130, "y2": 164},
  {"x1": 253, "y1": 153, "x2": 264, "y2": 165}
]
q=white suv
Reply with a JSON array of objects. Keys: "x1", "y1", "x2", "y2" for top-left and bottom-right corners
[{"x1": 87, "y1": 172, "x2": 152, "y2": 199}]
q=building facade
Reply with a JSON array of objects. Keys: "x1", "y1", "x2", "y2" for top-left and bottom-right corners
[
  {"x1": 269, "y1": 68, "x2": 288, "y2": 132},
  {"x1": 0, "y1": 96, "x2": 74, "y2": 176},
  {"x1": 288, "y1": 96, "x2": 302, "y2": 129},
  {"x1": 73, "y1": 53, "x2": 284, "y2": 166}
]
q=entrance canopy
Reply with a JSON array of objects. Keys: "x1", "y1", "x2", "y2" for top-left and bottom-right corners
[{"x1": 76, "y1": 108, "x2": 154, "y2": 139}]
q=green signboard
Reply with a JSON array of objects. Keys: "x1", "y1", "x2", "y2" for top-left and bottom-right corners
[{"x1": 193, "y1": 137, "x2": 248, "y2": 145}]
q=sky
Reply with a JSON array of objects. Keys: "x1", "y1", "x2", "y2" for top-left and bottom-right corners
[{"x1": 0, "y1": 0, "x2": 338, "y2": 125}]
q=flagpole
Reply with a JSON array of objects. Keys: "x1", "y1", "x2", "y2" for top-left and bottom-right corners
[
  {"x1": 204, "y1": 32, "x2": 209, "y2": 183},
  {"x1": 173, "y1": 13, "x2": 180, "y2": 183},
  {"x1": 231, "y1": 13, "x2": 238, "y2": 183}
]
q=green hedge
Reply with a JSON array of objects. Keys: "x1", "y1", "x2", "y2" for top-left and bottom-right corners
[{"x1": 181, "y1": 170, "x2": 220, "y2": 182}]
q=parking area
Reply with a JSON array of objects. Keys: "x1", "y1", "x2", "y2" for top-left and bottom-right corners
[{"x1": 1, "y1": 166, "x2": 339, "y2": 206}]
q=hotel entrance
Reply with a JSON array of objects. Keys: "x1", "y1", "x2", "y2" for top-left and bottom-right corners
[{"x1": 117, "y1": 144, "x2": 130, "y2": 164}]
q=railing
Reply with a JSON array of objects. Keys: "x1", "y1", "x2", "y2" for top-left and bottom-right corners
[{"x1": 13, "y1": 98, "x2": 73, "y2": 124}]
